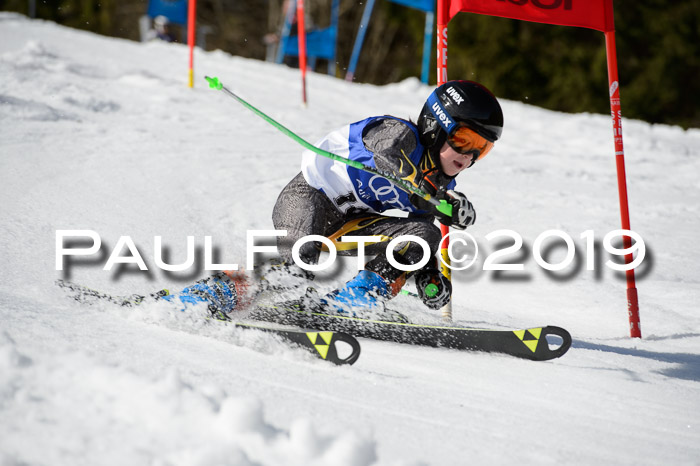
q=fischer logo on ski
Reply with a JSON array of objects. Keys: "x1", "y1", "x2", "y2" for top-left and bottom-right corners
[
  {"x1": 306, "y1": 331, "x2": 334, "y2": 359},
  {"x1": 513, "y1": 328, "x2": 542, "y2": 353}
]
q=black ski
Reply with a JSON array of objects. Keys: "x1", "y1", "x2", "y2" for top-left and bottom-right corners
[
  {"x1": 248, "y1": 300, "x2": 571, "y2": 361},
  {"x1": 56, "y1": 279, "x2": 162, "y2": 307},
  {"x1": 56, "y1": 280, "x2": 361, "y2": 365},
  {"x1": 234, "y1": 322, "x2": 360, "y2": 365}
]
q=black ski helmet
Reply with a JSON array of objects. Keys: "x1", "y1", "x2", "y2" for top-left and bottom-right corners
[{"x1": 417, "y1": 80, "x2": 504, "y2": 152}]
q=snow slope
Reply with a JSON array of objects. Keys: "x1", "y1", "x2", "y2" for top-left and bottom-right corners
[{"x1": 2, "y1": 12, "x2": 700, "y2": 465}]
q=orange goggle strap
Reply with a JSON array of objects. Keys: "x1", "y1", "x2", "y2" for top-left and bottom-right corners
[{"x1": 447, "y1": 125, "x2": 494, "y2": 160}]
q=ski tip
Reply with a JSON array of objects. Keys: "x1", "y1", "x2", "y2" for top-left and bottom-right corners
[{"x1": 205, "y1": 76, "x2": 223, "y2": 90}]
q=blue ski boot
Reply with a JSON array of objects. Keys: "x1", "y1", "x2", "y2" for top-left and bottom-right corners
[
  {"x1": 161, "y1": 272, "x2": 248, "y2": 321},
  {"x1": 320, "y1": 270, "x2": 391, "y2": 316}
]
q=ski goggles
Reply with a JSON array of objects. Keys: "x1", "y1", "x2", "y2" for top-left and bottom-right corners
[{"x1": 446, "y1": 124, "x2": 495, "y2": 161}]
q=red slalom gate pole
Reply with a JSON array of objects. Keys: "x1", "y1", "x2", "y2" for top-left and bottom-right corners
[
  {"x1": 187, "y1": 0, "x2": 197, "y2": 88},
  {"x1": 437, "y1": 0, "x2": 448, "y2": 87},
  {"x1": 296, "y1": 0, "x2": 308, "y2": 105},
  {"x1": 604, "y1": 29, "x2": 641, "y2": 338},
  {"x1": 437, "y1": 0, "x2": 452, "y2": 322}
]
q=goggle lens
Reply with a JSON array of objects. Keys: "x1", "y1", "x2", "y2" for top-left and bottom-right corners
[{"x1": 447, "y1": 125, "x2": 494, "y2": 161}]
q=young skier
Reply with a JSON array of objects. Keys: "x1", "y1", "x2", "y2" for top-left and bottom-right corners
[{"x1": 164, "y1": 80, "x2": 504, "y2": 318}]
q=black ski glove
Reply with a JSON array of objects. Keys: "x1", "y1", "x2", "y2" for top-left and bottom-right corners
[
  {"x1": 407, "y1": 170, "x2": 475, "y2": 229},
  {"x1": 431, "y1": 190, "x2": 476, "y2": 230},
  {"x1": 415, "y1": 268, "x2": 452, "y2": 310}
]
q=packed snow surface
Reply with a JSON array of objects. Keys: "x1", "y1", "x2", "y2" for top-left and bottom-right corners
[{"x1": 2, "y1": 12, "x2": 700, "y2": 465}]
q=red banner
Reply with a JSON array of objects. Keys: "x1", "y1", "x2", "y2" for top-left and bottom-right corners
[{"x1": 447, "y1": 0, "x2": 614, "y2": 32}]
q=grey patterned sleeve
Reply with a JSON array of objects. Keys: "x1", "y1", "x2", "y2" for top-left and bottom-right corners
[{"x1": 362, "y1": 118, "x2": 419, "y2": 179}]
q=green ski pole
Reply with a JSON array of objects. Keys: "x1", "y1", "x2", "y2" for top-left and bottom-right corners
[{"x1": 204, "y1": 76, "x2": 453, "y2": 218}]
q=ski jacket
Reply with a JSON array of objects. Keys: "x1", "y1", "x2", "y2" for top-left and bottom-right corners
[{"x1": 301, "y1": 116, "x2": 456, "y2": 216}]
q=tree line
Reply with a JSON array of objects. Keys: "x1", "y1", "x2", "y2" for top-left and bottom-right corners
[{"x1": 1, "y1": 0, "x2": 697, "y2": 128}]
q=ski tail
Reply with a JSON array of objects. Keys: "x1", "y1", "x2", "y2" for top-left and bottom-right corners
[
  {"x1": 513, "y1": 326, "x2": 571, "y2": 361},
  {"x1": 235, "y1": 323, "x2": 361, "y2": 365}
]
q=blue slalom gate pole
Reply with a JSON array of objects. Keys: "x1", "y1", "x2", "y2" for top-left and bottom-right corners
[{"x1": 345, "y1": 0, "x2": 377, "y2": 81}]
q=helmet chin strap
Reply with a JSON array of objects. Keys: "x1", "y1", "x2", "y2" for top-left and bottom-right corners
[{"x1": 425, "y1": 148, "x2": 452, "y2": 182}]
